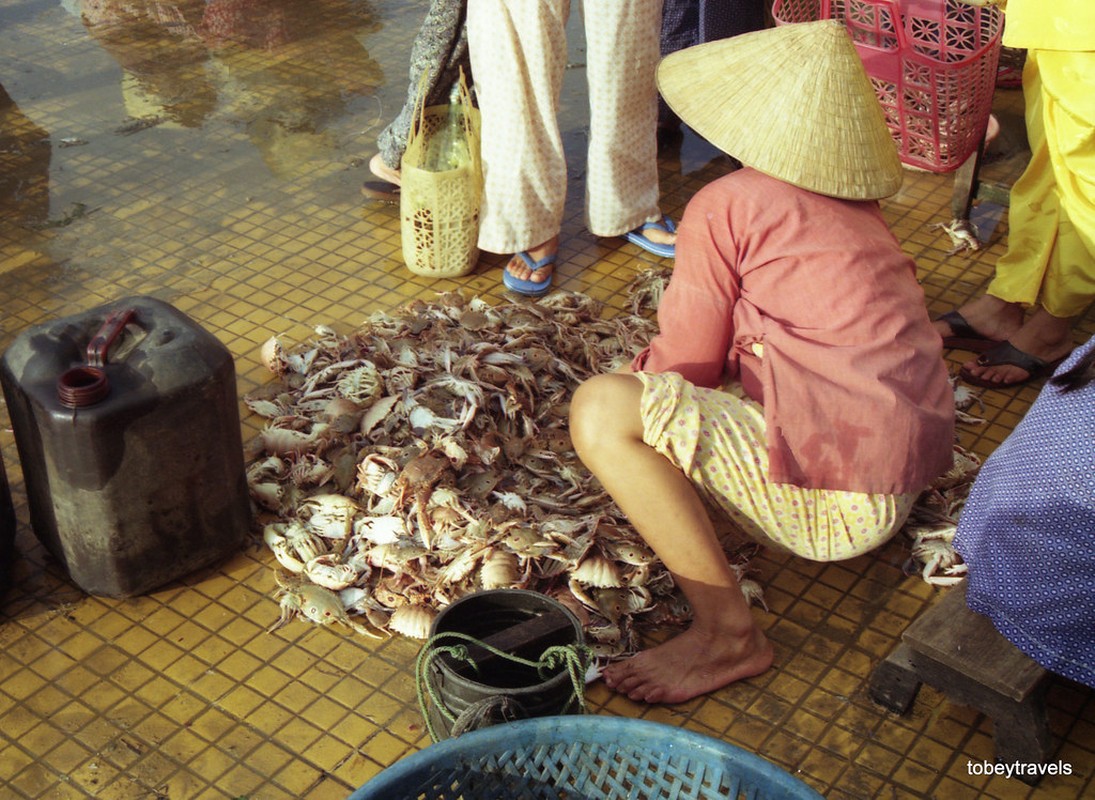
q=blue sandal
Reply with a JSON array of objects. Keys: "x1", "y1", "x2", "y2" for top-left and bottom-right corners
[
  {"x1": 623, "y1": 215, "x2": 677, "y2": 258},
  {"x1": 502, "y1": 251, "x2": 555, "y2": 297}
]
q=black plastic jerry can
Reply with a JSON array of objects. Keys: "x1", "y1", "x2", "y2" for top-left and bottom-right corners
[{"x1": 0, "y1": 296, "x2": 252, "y2": 598}]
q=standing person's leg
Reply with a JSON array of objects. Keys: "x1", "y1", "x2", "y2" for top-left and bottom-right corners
[
  {"x1": 959, "y1": 50, "x2": 1095, "y2": 386},
  {"x1": 373, "y1": 0, "x2": 470, "y2": 185},
  {"x1": 934, "y1": 53, "x2": 1046, "y2": 350},
  {"x1": 467, "y1": 0, "x2": 569, "y2": 292},
  {"x1": 570, "y1": 372, "x2": 773, "y2": 704},
  {"x1": 582, "y1": 0, "x2": 674, "y2": 254},
  {"x1": 657, "y1": 0, "x2": 698, "y2": 136},
  {"x1": 699, "y1": 0, "x2": 767, "y2": 41}
]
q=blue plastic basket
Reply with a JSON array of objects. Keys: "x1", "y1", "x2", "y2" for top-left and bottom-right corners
[{"x1": 348, "y1": 716, "x2": 823, "y2": 800}]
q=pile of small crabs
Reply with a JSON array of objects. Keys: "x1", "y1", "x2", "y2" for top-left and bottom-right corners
[
  {"x1": 246, "y1": 281, "x2": 724, "y2": 660},
  {"x1": 244, "y1": 270, "x2": 981, "y2": 660},
  {"x1": 901, "y1": 443, "x2": 980, "y2": 587}
]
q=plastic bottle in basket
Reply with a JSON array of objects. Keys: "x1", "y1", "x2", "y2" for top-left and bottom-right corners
[{"x1": 424, "y1": 85, "x2": 469, "y2": 172}]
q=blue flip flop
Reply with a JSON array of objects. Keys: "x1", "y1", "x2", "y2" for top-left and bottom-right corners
[
  {"x1": 623, "y1": 215, "x2": 677, "y2": 258},
  {"x1": 502, "y1": 251, "x2": 555, "y2": 297}
]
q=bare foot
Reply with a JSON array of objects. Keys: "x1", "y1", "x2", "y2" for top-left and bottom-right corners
[
  {"x1": 961, "y1": 307, "x2": 1076, "y2": 385},
  {"x1": 932, "y1": 294, "x2": 1023, "y2": 343},
  {"x1": 602, "y1": 624, "x2": 773, "y2": 704},
  {"x1": 505, "y1": 235, "x2": 559, "y2": 285},
  {"x1": 369, "y1": 153, "x2": 401, "y2": 187}
]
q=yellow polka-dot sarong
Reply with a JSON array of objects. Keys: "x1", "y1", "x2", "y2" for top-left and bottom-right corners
[{"x1": 637, "y1": 371, "x2": 916, "y2": 562}]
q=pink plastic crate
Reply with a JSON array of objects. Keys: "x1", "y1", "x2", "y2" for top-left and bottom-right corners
[{"x1": 773, "y1": 0, "x2": 1003, "y2": 173}]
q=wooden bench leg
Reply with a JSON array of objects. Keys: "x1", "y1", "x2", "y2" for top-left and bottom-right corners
[
  {"x1": 868, "y1": 642, "x2": 922, "y2": 715},
  {"x1": 870, "y1": 585, "x2": 1056, "y2": 784},
  {"x1": 994, "y1": 680, "x2": 1054, "y2": 785},
  {"x1": 906, "y1": 650, "x2": 1053, "y2": 784}
]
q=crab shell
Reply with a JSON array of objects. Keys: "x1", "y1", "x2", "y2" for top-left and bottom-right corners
[
  {"x1": 336, "y1": 362, "x2": 383, "y2": 406},
  {"x1": 303, "y1": 554, "x2": 363, "y2": 591},
  {"x1": 260, "y1": 426, "x2": 320, "y2": 457},
  {"x1": 570, "y1": 554, "x2": 623, "y2": 588},
  {"x1": 322, "y1": 397, "x2": 364, "y2": 424},
  {"x1": 352, "y1": 514, "x2": 405, "y2": 545},
  {"x1": 479, "y1": 549, "x2": 520, "y2": 590},
  {"x1": 356, "y1": 453, "x2": 400, "y2": 497},
  {"x1": 388, "y1": 603, "x2": 436, "y2": 639},
  {"x1": 260, "y1": 335, "x2": 285, "y2": 375}
]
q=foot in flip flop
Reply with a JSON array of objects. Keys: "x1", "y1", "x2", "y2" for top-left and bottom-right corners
[
  {"x1": 957, "y1": 306, "x2": 1076, "y2": 388},
  {"x1": 623, "y1": 215, "x2": 677, "y2": 258},
  {"x1": 959, "y1": 341, "x2": 1069, "y2": 389},
  {"x1": 932, "y1": 296, "x2": 1022, "y2": 352},
  {"x1": 502, "y1": 237, "x2": 558, "y2": 297},
  {"x1": 934, "y1": 310, "x2": 1004, "y2": 352}
]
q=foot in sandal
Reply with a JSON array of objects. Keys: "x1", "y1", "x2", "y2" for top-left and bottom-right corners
[{"x1": 502, "y1": 236, "x2": 558, "y2": 297}]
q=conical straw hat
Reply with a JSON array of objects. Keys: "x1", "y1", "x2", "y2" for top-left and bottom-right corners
[{"x1": 657, "y1": 20, "x2": 903, "y2": 200}]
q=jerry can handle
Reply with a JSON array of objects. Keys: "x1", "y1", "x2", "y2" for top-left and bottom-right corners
[{"x1": 87, "y1": 308, "x2": 135, "y2": 368}]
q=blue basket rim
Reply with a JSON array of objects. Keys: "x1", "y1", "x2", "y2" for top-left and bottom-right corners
[{"x1": 348, "y1": 715, "x2": 824, "y2": 799}]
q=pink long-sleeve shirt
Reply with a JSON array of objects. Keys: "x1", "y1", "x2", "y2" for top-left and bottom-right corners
[{"x1": 631, "y1": 168, "x2": 955, "y2": 494}]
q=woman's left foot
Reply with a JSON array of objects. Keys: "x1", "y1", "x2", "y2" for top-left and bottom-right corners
[{"x1": 959, "y1": 342, "x2": 1069, "y2": 389}]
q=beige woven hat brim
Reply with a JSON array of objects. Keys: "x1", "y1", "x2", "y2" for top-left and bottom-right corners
[{"x1": 657, "y1": 20, "x2": 903, "y2": 200}]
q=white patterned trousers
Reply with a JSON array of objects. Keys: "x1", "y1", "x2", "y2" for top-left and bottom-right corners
[{"x1": 467, "y1": 0, "x2": 664, "y2": 254}]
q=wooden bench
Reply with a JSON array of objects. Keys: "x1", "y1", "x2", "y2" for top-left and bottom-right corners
[{"x1": 868, "y1": 581, "x2": 1052, "y2": 785}]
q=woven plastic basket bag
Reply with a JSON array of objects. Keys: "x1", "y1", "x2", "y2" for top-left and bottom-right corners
[{"x1": 400, "y1": 70, "x2": 482, "y2": 278}]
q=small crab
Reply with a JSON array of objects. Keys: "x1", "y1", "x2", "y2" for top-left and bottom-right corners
[
  {"x1": 931, "y1": 218, "x2": 982, "y2": 256},
  {"x1": 269, "y1": 576, "x2": 384, "y2": 638},
  {"x1": 950, "y1": 376, "x2": 986, "y2": 425},
  {"x1": 907, "y1": 528, "x2": 968, "y2": 586},
  {"x1": 394, "y1": 449, "x2": 453, "y2": 549}
]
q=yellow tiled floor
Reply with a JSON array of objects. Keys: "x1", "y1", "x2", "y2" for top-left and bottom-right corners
[{"x1": 2, "y1": 2, "x2": 1093, "y2": 798}]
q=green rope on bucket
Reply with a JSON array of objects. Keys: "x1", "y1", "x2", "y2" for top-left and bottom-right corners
[{"x1": 415, "y1": 631, "x2": 594, "y2": 743}]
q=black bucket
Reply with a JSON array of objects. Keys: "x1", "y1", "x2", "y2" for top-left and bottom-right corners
[{"x1": 420, "y1": 589, "x2": 588, "y2": 740}]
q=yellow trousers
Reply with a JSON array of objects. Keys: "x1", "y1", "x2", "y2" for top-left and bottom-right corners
[{"x1": 989, "y1": 49, "x2": 1095, "y2": 317}]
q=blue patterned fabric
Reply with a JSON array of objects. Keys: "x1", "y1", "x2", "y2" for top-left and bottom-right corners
[
  {"x1": 658, "y1": 0, "x2": 766, "y2": 127},
  {"x1": 660, "y1": 0, "x2": 767, "y2": 54},
  {"x1": 954, "y1": 336, "x2": 1095, "y2": 688}
]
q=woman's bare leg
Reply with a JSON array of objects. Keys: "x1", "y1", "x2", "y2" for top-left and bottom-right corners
[{"x1": 570, "y1": 373, "x2": 773, "y2": 703}]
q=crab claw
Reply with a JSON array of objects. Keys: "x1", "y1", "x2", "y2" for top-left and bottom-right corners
[
  {"x1": 264, "y1": 524, "x2": 306, "y2": 573},
  {"x1": 267, "y1": 597, "x2": 298, "y2": 633},
  {"x1": 346, "y1": 617, "x2": 388, "y2": 640}
]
